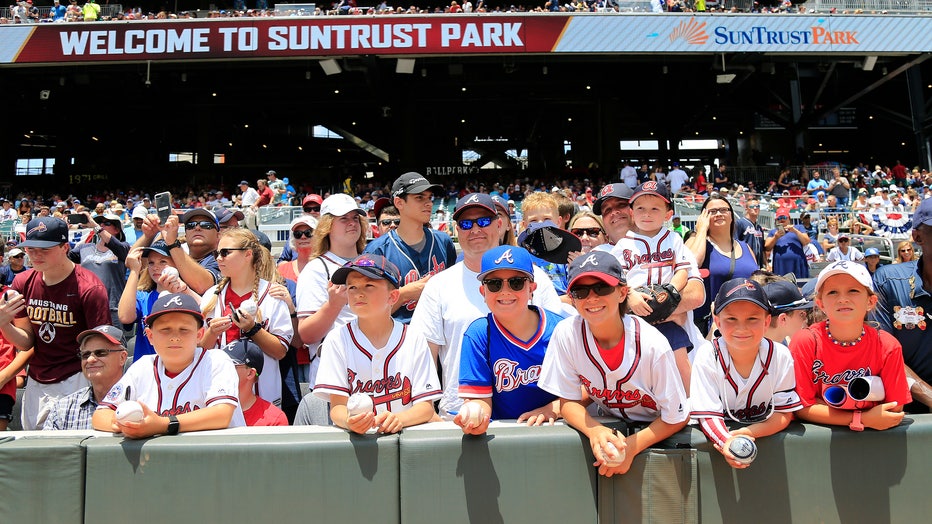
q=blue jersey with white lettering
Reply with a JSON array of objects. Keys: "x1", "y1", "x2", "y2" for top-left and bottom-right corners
[
  {"x1": 363, "y1": 226, "x2": 456, "y2": 323},
  {"x1": 458, "y1": 306, "x2": 564, "y2": 419}
]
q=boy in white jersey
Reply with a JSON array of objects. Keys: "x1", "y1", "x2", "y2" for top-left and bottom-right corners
[
  {"x1": 611, "y1": 181, "x2": 697, "y2": 388},
  {"x1": 314, "y1": 254, "x2": 441, "y2": 434},
  {"x1": 93, "y1": 293, "x2": 244, "y2": 437}
]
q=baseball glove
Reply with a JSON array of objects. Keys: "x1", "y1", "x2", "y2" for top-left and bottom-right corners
[{"x1": 634, "y1": 284, "x2": 682, "y2": 324}]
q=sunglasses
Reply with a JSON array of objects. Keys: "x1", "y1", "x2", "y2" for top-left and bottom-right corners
[
  {"x1": 838, "y1": 238, "x2": 850, "y2": 243},
  {"x1": 380, "y1": 219, "x2": 401, "y2": 227},
  {"x1": 10, "y1": 254, "x2": 24, "y2": 259},
  {"x1": 78, "y1": 349, "x2": 122, "y2": 360},
  {"x1": 746, "y1": 205, "x2": 760, "y2": 209},
  {"x1": 303, "y1": 206, "x2": 320, "y2": 213},
  {"x1": 457, "y1": 216, "x2": 495, "y2": 230},
  {"x1": 217, "y1": 247, "x2": 248, "y2": 258},
  {"x1": 569, "y1": 282, "x2": 616, "y2": 300},
  {"x1": 184, "y1": 221, "x2": 217, "y2": 231},
  {"x1": 482, "y1": 277, "x2": 530, "y2": 293},
  {"x1": 571, "y1": 227, "x2": 603, "y2": 238},
  {"x1": 292, "y1": 229, "x2": 313, "y2": 239},
  {"x1": 900, "y1": 248, "x2": 913, "y2": 252}
]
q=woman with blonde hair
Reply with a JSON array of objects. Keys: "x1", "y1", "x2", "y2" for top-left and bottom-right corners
[
  {"x1": 821, "y1": 216, "x2": 841, "y2": 254},
  {"x1": 200, "y1": 228, "x2": 294, "y2": 407},
  {"x1": 894, "y1": 240, "x2": 916, "y2": 263},
  {"x1": 566, "y1": 211, "x2": 608, "y2": 263},
  {"x1": 296, "y1": 194, "x2": 369, "y2": 385}
]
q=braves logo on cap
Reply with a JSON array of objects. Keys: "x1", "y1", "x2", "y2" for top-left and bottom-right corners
[
  {"x1": 599, "y1": 185, "x2": 614, "y2": 198},
  {"x1": 163, "y1": 295, "x2": 185, "y2": 308},
  {"x1": 463, "y1": 194, "x2": 481, "y2": 205},
  {"x1": 579, "y1": 253, "x2": 600, "y2": 268},
  {"x1": 724, "y1": 280, "x2": 756, "y2": 297},
  {"x1": 832, "y1": 261, "x2": 851, "y2": 270},
  {"x1": 27, "y1": 222, "x2": 48, "y2": 236},
  {"x1": 642, "y1": 181, "x2": 659, "y2": 191},
  {"x1": 494, "y1": 248, "x2": 515, "y2": 265}
]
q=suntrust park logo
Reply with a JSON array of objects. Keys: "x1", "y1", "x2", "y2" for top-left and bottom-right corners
[{"x1": 669, "y1": 17, "x2": 859, "y2": 46}]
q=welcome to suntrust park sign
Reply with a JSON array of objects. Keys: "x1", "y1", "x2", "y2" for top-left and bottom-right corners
[{"x1": 1, "y1": 14, "x2": 930, "y2": 65}]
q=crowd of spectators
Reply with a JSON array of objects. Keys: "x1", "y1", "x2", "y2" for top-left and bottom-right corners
[{"x1": 2, "y1": 0, "x2": 891, "y2": 24}]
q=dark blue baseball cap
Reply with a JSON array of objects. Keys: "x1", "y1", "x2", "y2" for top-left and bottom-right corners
[
  {"x1": 913, "y1": 198, "x2": 932, "y2": 229},
  {"x1": 567, "y1": 250, "x2": 626, "y2": 289},
  {"x1": 593, "y1": 183, "x2": 633, "y2": 215},
  {"x1": 19, "y1": 217, "x2": 68, "y2": 248},
  {"x1": 631, "y1": 181, "x2": 671, "y2": 204},
  {"x1": 332, "y1": 254, "x2": 401, "y2": 288},
  {"x1": 146, "y1": 293, "x2": 205, "y2": 327},
  {"x1": 453, "y1": 193, "x2": 497, "y2": 220},
  {"x1": 714, "y1": 278, "x2": 772, "y2": 315}
]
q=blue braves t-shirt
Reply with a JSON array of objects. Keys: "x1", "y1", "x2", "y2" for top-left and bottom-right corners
[{"x1": 459, "y1": 306, "x2": 565, "y2": 419}]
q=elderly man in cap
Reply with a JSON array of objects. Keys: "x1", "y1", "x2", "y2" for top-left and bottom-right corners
[
  {"x1": 873, "y1": 198, "x2": 932, "y2": 412},
  {"x1": 410, "y1": 193, "x2": 563, "y2": 419},
  {"x1": 43, "y1": 325, "x2": 127, "y2": 430},
  {"x1": 133, "y1": 208, "x2": 221, "y2": 294},
  {"x1": 0, "y1": 217, "x2": 110, "y2": 430},
  {"x1": 1, "y1": 247, "x2": 28, "y2": 285},
  {"x1": 363, "y1": 172, "x2": 457, "y2": 324}
]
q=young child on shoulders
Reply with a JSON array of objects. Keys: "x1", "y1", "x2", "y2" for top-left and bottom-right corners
[
  {"x1": 539, "y1": 251, "x2": 688, "y2": 477},
  {"x1": 313, "y1": 254, "x2": 441, "y2": 434},
  {"x1": 93, "y1": 293, "x2": 246, "y2": 437},
  {"x1": 610, "y1": 181, "x2": 697, "y2": 389},
  {"x1": 690, "y1": 278, "x2": 802, "y2": 469},
  {"x1": 456, "y1": 245, "x2": 565, "y2": 435},
  {"x1": 789, "y1": 261, "x2": 911, "y2": 431}
]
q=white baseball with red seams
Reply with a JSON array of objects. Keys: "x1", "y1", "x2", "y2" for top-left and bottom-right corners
[
  {"x1": 459, "y1": 401, "x2": 482, "y2": 426},
  {"x1": 161, "y1": 266, "x2": 179, "y2": 280},
  {"x1": 115, "y1": 400, "x2": 144, "y2": 423},
  {"x1": 600, "y1": 442, "x2": 626, "y2": 467},
  {"x1": 346, "y1": 393, "x2": 373, "y2": 417},
  {"x1": 728, "y1": 435, "x2": 758, "y2": 465},
  {"x1": 238, "y1": 299, "x2": 258, "y2": 316}
]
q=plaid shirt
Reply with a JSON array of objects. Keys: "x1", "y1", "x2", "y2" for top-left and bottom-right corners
[{"x1": 42, "y1": 387, "x2": 97, "y2": 431}]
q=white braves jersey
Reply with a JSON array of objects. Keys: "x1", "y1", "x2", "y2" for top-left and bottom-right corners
[
  {"x1": 313, "y1": 320, "x2": 442, "y2": 413},
  {"x1": 409, "y1": 261, "x2": 564, "y2": 416},
  {"x1": 203, "y1": 278, "x2": 293, "y2": 406},
  {"x1": 539, "y1": 315, "x2": 688, "y2": 424},
  {"x1": 688, "y1": 338, "x2": 802, "y2": 425},
  {"x1": 611, "y1": 229, "x2": 700, "y2": 288},
  {"x1": 99, "y1": 347, "x2": 246, "y2": 428}
]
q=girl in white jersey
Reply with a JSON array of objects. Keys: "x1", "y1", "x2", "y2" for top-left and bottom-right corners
[{"x1": 539, "y1": 250, "x2": 688, "y2": 477}]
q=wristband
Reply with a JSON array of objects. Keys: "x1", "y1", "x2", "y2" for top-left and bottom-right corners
[
  {"x1": 166, "y1": 240, "x2": 182, "y2": 251},
  {"x1": 93, "y1": 225, "x2": 103, "y2": 234},
  {"x1": 167, "y1": 414, "x2": 180, "y2": 435},
  {"x1": 290, "y1": 312, "x2": 298, "y2": 319},
  {"x1": 849, "y1": 410, "x2": 864, "y2": 432},
  {"x1": 242, "y1": 322, "x2": 262, "y2": 338}
]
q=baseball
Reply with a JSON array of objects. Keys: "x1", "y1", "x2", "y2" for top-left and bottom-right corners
[
  {"x1": 160, "y1": 266, "x2": 179, "y2": 280},
  {"x1": 115, "y1": 400, "x2": 144, "y2": 423},
  {"x1": 728, "y1": 435, "x2": 758, "y2": 465},
  {"x1": 600, "y1": 442, "x2": 626, "y2": 467},
  {"x1": 238, "y1": 299, "x2": 258, "y2": 316},
  {"x1": 346, "y1": 393, "x2": 373, "y2": 417},
  {"x1": 459, "y1": 402, "x2": 482, "y2": 426}
]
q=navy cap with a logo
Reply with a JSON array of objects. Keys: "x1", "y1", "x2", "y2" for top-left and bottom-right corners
[
  {"x1": 567, "y1": 250, "x2": 626, "y2": 289},
  {"x1": 714, "y1": 278, "x2": 772, "y2": 315},
  {"x1": 145, "y1": 293, "x2": 205, "y2": 327},
  {"x1": 630, "y1": 181, "x2": 671, "y2": 204},
  {"x1": 222, "y1": 339, "x2": 265, "y2": 376},
  {"x1": 18, "y1": 217, "x2": 68, "y2": 248},
  {"x1": 77, "y1": 324, "x2": 126, "y2": 347},
  {"x1": 593, "y1": 183, "x2": 634, "y2": 215},
  {"x1": 762, "y1": 280, "x2": 812, "y2": 312},
  {"x1": 453, "y1": 193, "x2": 497, "y2": 220},
  {"x1": 331, "y1": 254, "x2": 401, "y2": 288}
]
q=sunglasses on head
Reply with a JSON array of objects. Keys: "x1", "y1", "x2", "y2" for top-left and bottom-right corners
[
  {"x1": 184, "y1": 221, "x2": 217, "y2": 231},
  {"x1": 380, "y1": 219, "x2": 401, "y2": 227},
  {"x1": 457, "y1": 216, "x2": 494, "y2": 230},
  {"x1": 217, "y1": 247, "x2": 248, "y2": 258},
  {"x1": 482, "y1": 277, "x2": 530, "y2": 293},
  {"x1": 303, "y1": 206, "x2": 320, "y2": 212},
  {"x1": 571, "y1": 227, "x2": 603, "y2": 238},
  {"x1": 292, "y1": 229, "x2": 313, "y2": 239},
  {"x1": 78, "y1": 348, "x2": 122, "y2": 360},
  {"x1": 569, "y1": 282, "x2": 616, "y2": 300}
]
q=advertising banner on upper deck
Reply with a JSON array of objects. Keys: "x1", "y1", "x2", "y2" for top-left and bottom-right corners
[{"x1": 0, "y1": 14, "x2": 930, "y2": 65}]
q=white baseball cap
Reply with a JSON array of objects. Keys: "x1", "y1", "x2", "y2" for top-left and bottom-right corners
[
  {"x1": 320, "y1": 194, "x2": 365, "y2": 218},
  {"x1": 131, "y1": 206, "x2": 148, "y2": 220},
  {"x1": 814, "y1": 261, "x2": 874, "y2": 293},
  {"x1": 290, "y1": 215, "x2": 318, "y2": 231}
]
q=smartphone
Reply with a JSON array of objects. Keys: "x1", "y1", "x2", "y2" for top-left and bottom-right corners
[
  {"x1": 155, "y1": 192, "x2": 172, "y2": 223},
  {"x1": 67, "y1": 213, "x2": 88, "y2": 225},
  {"x1": 778, "y1": 225, "x2": 785, "y2": 233}
]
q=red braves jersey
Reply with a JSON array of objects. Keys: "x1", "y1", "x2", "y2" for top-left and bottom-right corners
[
  {"x1": 99, "y1": 347, "x2": 246, "y2": 428},
  {"x1": 610, "y1": 229, "x2": 700, "y2": 288},
  {"x1": 539, "y1": 315, "x2": 688, "y2": 424},
  {"x1": 789, "y1": 322, "x2": 911, "y2": 409},
  {"x1": 689, "y1": 337, "x2": 802, "y2": 426},
  {"x1": 313, "y1": 320, "x2": 442, "y2": 413},
  {"x1": 13, "y1": 265, "x2": 110, "y2": 384}
]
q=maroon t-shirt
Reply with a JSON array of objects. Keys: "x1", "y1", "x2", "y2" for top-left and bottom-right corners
[
  {"x1": 257, "y1": 186, "x2": 274, "y2": 207},
  {"x1": 13, "y1": 265, "x2": 110, "y2": 384}
]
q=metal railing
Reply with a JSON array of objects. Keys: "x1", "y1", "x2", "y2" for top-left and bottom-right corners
[
  {"x1": 1, "y1": 4, "x2": 123, "y2": 21},
  {"x1": 808, "y1": 0, "x2": 932, "y2": 12}
]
